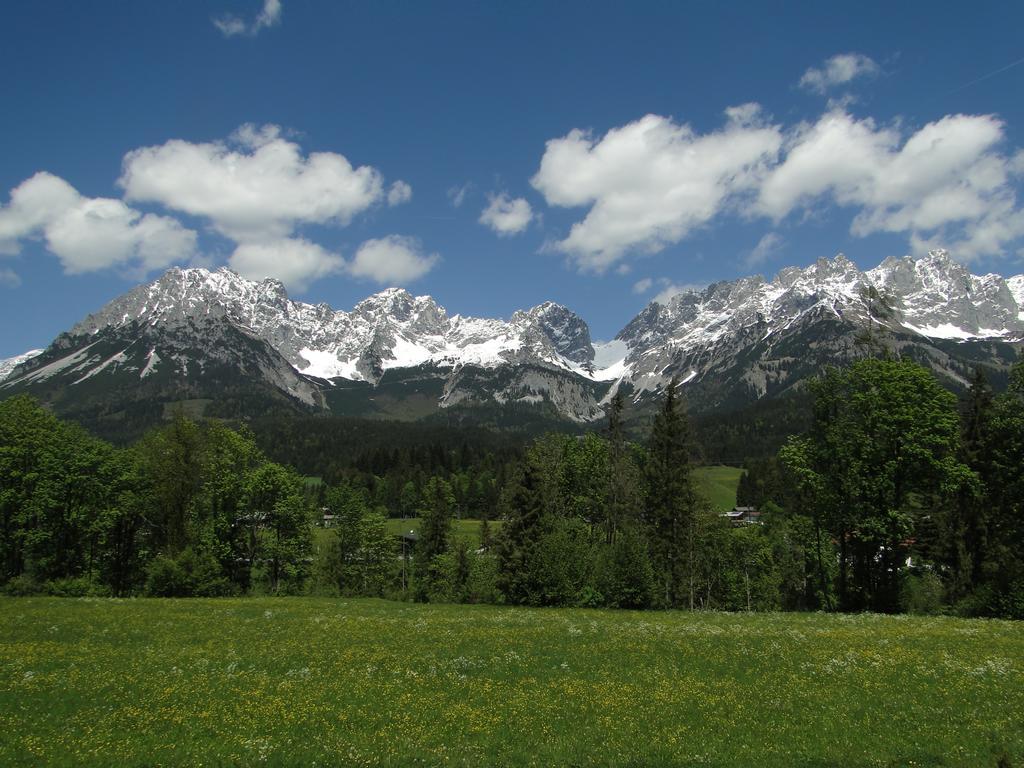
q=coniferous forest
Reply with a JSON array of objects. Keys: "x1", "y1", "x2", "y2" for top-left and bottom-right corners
[{"x1": 1, "y1": 357, "x2": 1022, "y2": 619}]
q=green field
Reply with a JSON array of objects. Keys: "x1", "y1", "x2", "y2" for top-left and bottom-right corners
[
  {"x1": 383, "y1": 517, "x2": 502, "y2": 544},
  {"x1": 693, "y1": 465, "x2": 743, "y2": 511},
  {"x1": 314, "y1": 518, "x2": 501, "y2": 552},
  {"x1": 1, "y1": 598, "x2": 1021, "y2": 767}
]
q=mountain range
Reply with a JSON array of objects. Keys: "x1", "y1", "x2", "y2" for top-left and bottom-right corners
[{"x1": 2, "y1": 249, "x2": 1022, "y2": 438}]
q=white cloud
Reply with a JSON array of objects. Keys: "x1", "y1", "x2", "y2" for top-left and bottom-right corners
[
  {"x1": 479, "y1": 193, "x2": 533, "y2": 236},
  {"x1": 631, "y1": 275, "x2": 706, "y2": 304},
  {"x1": 0, "y1": 268, "x2": 20, "y2": 288},
  {"x1": 387, "y1": 180, "x2": 412, "y2": 207},
  {"x1": 348, "y1": 235, "x2": 439, "y2": 284},
  {"x1": 0, "y1": 172, "x2": 196, "y2": 274},
  {"x1": 120, "y1": 124, "x2": 390, "y2": 242},
  {"x1": 0, "y1": 172, "x2": 79, "y2": 252},
  {"x1": 632, "y1": 277, "x2": 653, "y2": 294},
  {"x1": 448, "y1": 183, "x2": 472, "y2": 208},
  {"x1": 214, "y1": 0, "x2": 282, "y2": 37},
  {"x1": 799, "y1": 53, "x2": 879, "y2": 94},
  {"x1": 758, "y1": 110, "x2": 1024, "y2": 260},
  {"x1": 531, "y1": 108, "x2": 782, "y2": 271},
  {"x1": 745, "y1": 232, "x2": 784, "y2": 268},
  {"x1": 653, "y1": 281, "x2": 706, "y2": 305},
  {"x1": 229, "y1": 238, "x2": 343, "y2": 292}
]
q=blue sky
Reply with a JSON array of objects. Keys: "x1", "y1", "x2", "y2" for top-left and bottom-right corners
[{"x1": 1, "y1": 0, "x2": 1023, "y2": 357}]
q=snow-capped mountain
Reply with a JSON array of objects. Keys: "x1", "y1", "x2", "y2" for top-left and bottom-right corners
[
  {"x1": 65, "y1": 267, "x2": 610, "y2": 386},
  {"x1": 612, "y1": 250, "x2": 1024, "y2": 407},
  {"x1": 2, "y1": 249, "x2": 1022, "y2": 434}
]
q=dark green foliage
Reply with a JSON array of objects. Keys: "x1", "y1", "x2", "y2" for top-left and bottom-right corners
[
  {"x1": 3, "y1": 353, "x2": 1023, "y2": 617},
  {"x1": 321, "y1": 484, "x2": 395, "y2": 597},
  {"x1": 960, "y1": 361, "x2": 1024, "y2": 618},
  {"x1": 781, "y1": 359, "x2": 976, "y2": 613},
  {"x1": 736, "y1": 456, "x2": 792, "y2": 509},
  {"x1": 0, "y1": 397, "x2": 312, "y2": 597},
  {"x1": 144, "y1": 548, "x2": 235, "y2": 597},
  {"x1": 496, "y1": 457, "x2": 551, "y2": 605},
  {"x1": 413, "y1": 477, "x2": 455, "y2": 601},
  {"x1": 595, "y1": 525, "x2": 654, "y2": 609},
  {"x1": 693, "y1": 394, "x2": 813, "y2": 464},
  {"x1": 899, "y1": 570, "x2": 945, "y2": 615},
  {"x1": 645, "y1": 378, "x2": 701, "y2": 608}
]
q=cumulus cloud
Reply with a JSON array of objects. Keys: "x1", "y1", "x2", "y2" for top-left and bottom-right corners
[
  {"x1": 0, "y1": 172, "x2": 196, "y2": 274},
  {"x1": 631, "y1": 277, "x2": 654, "y2": 294},
  {"x1": 0, "y1": 268, "x2": 20, "y2": 288},
  {"x1": 387, "y1": 180, "x2": 412, "y2": 207},
  {"x1": 758, "y1": 110, "x2": 1024, "y2": 260},
  {"x1": 214, "y1": 0, "x2": 281, "y2": 37},
  {"x1": 799, "y1": 53, "x2": 879, "y2": 94},
  {"x1": 348, "y1": 235, "x2": 439, "y2": 284},
  {"x1": 119, "y1": 124, "x2": 392, "y2": 242},
  {"x1": 653, "y1": 281, "x2": 706, "y2": 305},
  {"x1": 448, "y1": 183, "x2": 472, "y2": 208},
  {"x1": 745, "y1": 232, "x2": 784, "y2": 268},
  {"x1": 631, "y1": 276, "x2": 706, "y2": 304},
  {"x1": 479, "y1": 193, "x2": 533, "y2": 236},
  {"x1": 229, "y1": 238, "x2": 343, "y2": 292},
  {"x1": 531, "y1": 108, "x2": 782, "y2": 271}
]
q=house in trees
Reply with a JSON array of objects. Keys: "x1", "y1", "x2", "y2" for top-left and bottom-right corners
[{"x1": 723, "y1": 506, "x2": 761, "y2": 526}]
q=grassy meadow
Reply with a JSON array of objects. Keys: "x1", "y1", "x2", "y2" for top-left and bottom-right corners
[
  {"x1": 692, "y1": 465, "x2": 743, "y2": 511},
  {"x1": 1, "y1": 597, "x2": 1021, "y2": 767}
]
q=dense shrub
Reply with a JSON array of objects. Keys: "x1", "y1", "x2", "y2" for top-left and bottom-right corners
[
  {"x1": 900, "y1": 570, "x2": 945, "y2": 615},
  {"x1": 144, "y1": 549, "x2": 235, "y2": 597}
]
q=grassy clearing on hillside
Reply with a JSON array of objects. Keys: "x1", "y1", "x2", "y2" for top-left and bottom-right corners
[
  {"x1": 1, "y1": 598, "x2": 1021, "y2": 767},
  {"x1": 383, "y1": 517, "x2": 502, "y2": 544},
  {"x1": 693, "y1": 465, "x2": 742, "y2": 511},
  {"x1": 313, "y1": 519, "x2": 500, "y2": 552}
]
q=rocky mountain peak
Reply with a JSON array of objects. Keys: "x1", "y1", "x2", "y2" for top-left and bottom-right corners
[
  {"x1": 353, "y1": 288, "x2": 447, "y2": 332},
  {"x1": 517, "y1": 302, "x2": 594, "y2": 365}
]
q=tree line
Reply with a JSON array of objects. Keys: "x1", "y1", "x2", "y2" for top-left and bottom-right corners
[{"x1": 1, "y1": 356, "x2": 1022, "y2": 617}]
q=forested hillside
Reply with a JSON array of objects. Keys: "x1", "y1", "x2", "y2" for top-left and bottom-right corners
[{"x1": 1, "y1": 357, "x2": 1022, "y2": 617}]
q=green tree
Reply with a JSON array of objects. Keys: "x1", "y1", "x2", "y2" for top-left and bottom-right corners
[
  {"x1": 243, "y1": 463, "x2": 311, "y2": 593},
  {"x1": 780, "y1": 359, "x2": 973, "y2": 612},
  {"x1": 971, "y1": 361, "x2": 1024, "y2": 617},
  {"x1": 497, "y1": 458, "x2": 550, "y2": 605},
  {"x1": 136, "y1": 416, "x2": 204, "y2": 555},
  {"x1": 414, "y1": 476, "x2": 455, "y2": 601},
  {"x1": 595, "y1": 523, "x2": 654, "y2": 608},
  {"x1": 324, "y1": 485, "x2": 395, "y2": 596},
  {"x1": 645, "y1": 377, "x2": 700, "y2": 608},
  {"x1": 604, "y1": 392, "x2": 643, "y2": 546}
]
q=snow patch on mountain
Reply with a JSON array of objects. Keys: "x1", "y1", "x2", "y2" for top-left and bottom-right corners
[
  {"x1": 0, "y1": 349, "x2": 44, "y2": 382},
  {"x1": 140, "y1": 348, "x2": 161, "y2": 379},
  {"x1": 1008, "y1": 275, "x2": 1024, "y2": 320}
]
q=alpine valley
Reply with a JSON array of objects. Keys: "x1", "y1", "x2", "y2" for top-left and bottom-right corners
[{"x1": 2, "y1": 249, "x2": 1023, "y2": 442}]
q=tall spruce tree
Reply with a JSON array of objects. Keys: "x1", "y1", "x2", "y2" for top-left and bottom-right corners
[
  {"x1": 605, "y1": 392, "x2": 642, "y2": 545},
  {"x1": 497, "y1": 458, "x2": 549, "y2": 605},
  {"x1": 645, "y1": 377, "x2": 699, "y2": 609},
  {"x1": 954, "y1": 367, "x2": 995, "y2": 595},
  {"x1": 413, "y1": 476, "x2": 454, "y2": 601}
]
